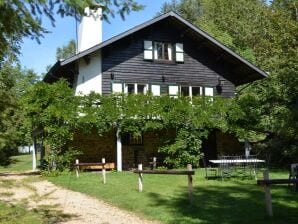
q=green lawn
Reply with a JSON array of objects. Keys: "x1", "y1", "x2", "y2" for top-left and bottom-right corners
[
  {"x1": 0, "y1": 154, "x2": 34, "y2": 172},
  {"x1": 0, "y1": 201, "x2": 43, "y2": 224},
  {"x1": 48, "y1": 169, "x2": 298, "y2": 224}
]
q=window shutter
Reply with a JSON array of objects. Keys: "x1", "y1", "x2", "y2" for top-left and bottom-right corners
[
  {"x1": 151, "y1": 85, "x2": 160, "y2": 96},
  {"x1": 169, "y1": 85, "x2": 179, "y2": 97},
  {"x1": 205, "y1": 87, "x2": 214, "y2": 97},
  {"x1": 175, "y1": 43, "x2": 184, "y2": 62},
  {"x1": 144, "y1": 40, "x2": 153, "y2": 60},
  {"x1": 112, "y1": 83, "x2": 123, "y2": 93}
]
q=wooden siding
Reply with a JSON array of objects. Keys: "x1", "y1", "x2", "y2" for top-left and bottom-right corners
[{"x1": 102, "y1": 22, "x2": 236, "y2": 97}]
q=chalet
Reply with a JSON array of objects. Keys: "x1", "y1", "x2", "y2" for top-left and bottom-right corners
[{"x1": 44, "y1": 9, "x2": 267, "y2": 171}]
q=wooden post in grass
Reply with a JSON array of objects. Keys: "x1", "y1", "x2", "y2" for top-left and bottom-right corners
[
  {"x1": 75, "y1": 159, "x2": 79, "y2": 178},
  {"x1": 153, "y1": 157, "x2": 157, "y2": 170},
  {"x1": 102, "y1": 158, "x2": 106, "y2": 184},
  {"x1": 263, "y1": 170, "x2": 273, "y2": 216},
  {"x1": 187, "y1": 164, "x2": 194, "y2": 204},
  {"x1": 138, "y1": 164, "x2": 143, "y2": 192}
]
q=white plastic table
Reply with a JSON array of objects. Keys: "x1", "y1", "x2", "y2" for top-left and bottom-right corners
[
  {"x1": 209, "y1": 159, "x2": 265, "y2": 180},
  {"x1": 209, "y1": 159, "x2": 265, "y2": 164}
]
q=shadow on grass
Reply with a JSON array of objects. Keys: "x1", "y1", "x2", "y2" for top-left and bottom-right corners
[
  {"x1": 32, "y1": 204, "x2": 77, "y2": 224},
  {"x1": 0, "y1": 171, "x2": 40, "y2": 176},
  {"x1": 145, "y1": 182, "x2": 298, "y2": 224}
]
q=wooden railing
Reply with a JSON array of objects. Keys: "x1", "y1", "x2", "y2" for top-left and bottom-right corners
[
  {"x1": 257, "y1": 170, "x2": 298, "y2": 217},
  {"x1": 133, "y1": 164, "x2": 195, "y2": 204}
]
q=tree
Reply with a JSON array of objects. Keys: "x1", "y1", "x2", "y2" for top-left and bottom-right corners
[
  {"x1": 0, "y1": 61, "x2": 38, "y2": 165},
  {"x1": 0, "y1": 0, "x2": 144, "y2": 62},
  {"x1": 56, "y1": 40, "x2": 76, "y2": 60},
  {"x1": 158, "y1": 0, "x2": 298, "y2": 164}
]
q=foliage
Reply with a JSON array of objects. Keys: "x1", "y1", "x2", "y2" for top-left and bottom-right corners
[
  {"x1": 22, "y1": 79, "x2": 78, "y2": 150},
  {"x1": 158, "y1": 0, "x2": 298, "y2": 164},
  {"x1": 43, "y1": 148, "x2": 82, "y2": 175},
  {"x1": 24, "y1": 80, "x2": 248, "y2": 168},
  {"x1": 0, "y1": 154, "x2": 33, "y2": 172},
  {"x1": 0, "y1": 0, "x2": 144, "y2": 62},
  {"x1": 0, "y1": 61, "x2": 38, "y2": 165},
  {"x1": 56, "y1": 39, "x2": 76, "y2": 60},
  {"x1": 0, "y1": 201, "x2": 43, "y2": 224}
]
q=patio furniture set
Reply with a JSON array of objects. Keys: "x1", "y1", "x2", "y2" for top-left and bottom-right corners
[{"x1": 204, "y1": 155, "x2": 265, "y2": 180}]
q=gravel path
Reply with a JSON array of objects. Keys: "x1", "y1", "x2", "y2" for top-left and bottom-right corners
[{"x1": 0, "y1": 172, "x2": 159, "y2": 224}]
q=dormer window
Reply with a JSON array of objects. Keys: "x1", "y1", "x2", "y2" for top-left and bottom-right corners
[{"x1": 144, "y1": 40, "x2": 184, "y2": 62}]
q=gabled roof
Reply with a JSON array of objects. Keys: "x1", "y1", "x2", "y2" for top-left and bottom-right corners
[{"x1": 44, "y1": 11, "x2": 267, "y2": 85}]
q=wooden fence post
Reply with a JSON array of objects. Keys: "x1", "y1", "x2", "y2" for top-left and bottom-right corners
[
  {"x1": 187, "y1": 164, "x2": 194, "y2": 204},
  {"x1": 138, "y1": 164, "x2": 143, "y2": 192},
  {"x1": 263, "y1": 170, "x2": 273, "y2": 216},
  {"x1": 153, "y1": 157, "x2": 157, "y2": 170},
  {"x1": 75, "y1": 159, "x2": 79, "y2": 178},
  {"x1": 102, "y1": 158, "x2": 106, "y2": 184}
]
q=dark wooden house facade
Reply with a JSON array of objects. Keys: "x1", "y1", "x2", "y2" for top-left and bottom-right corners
[{"x1": 44, "y1": 12, "x2": 267, "y2": 170}]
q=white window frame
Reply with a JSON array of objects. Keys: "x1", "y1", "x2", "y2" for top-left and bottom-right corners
[
  {"x1": 191, "y1": 86, "x2": 203, "y2": 97},
  {"x1": 154, "y1": 41, "x2": 173, "y2": 61},
  {"x1": 124, "y1": 83, "x2": 148, "y2": 94},
  {"x1": 180, "y1": 86, "x2": 203, "y2": 98},
  {"x1": 180, "y1": 86, "x2": 190, "y2": 97}
]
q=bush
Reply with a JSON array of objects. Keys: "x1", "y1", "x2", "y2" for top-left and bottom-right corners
[{"x1": 43, "y1": 148, "x2": 82, "y2": 174}]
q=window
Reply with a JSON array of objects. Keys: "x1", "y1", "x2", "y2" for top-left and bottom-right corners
[
  {"x1": 144, "y1": 40, "x2": 174, "y2": 61},
  {"x1": 192, "y1": 86, "x2": 202, "y2": 96},
  {"x1": 154, "y1": 42, "x2": 173, "y2": 61},
  {"x1": 151, "y1": 85, "x2": 160, "y2": 96},
  {"x1": 180, "y1": 86, "x2": 202, "y2": 97},
  {"x1": 129, "y1": 134, "x2": 143, "y2": 145},
  {"x1": 112, "y1": 83, "x2": 123, "y2": 93},
  {"x1": 124, "y1": 83, "x2": 148, "y2": 94},
  {"x1": 181, "y1": 86, "x2": 189, "y2": 96},
  {"x1": 137, "y1": 84, "x2": 147, "y2": 94},
  {"x1": 126, "y1": 84, "x2": 135, "y2": 94},
  {"x1": 175, "y1": 43, "x2": 184, "y2": 62}
]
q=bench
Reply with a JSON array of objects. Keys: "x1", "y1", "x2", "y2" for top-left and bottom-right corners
[
  {"x1": 73, "y1": 159, "x2": 115, "y2": 184},
  {"x1": 73, "y1": 162, "x2": 115, "y2": 170}
]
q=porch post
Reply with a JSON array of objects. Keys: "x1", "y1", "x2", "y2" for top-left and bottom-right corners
[{"x1": 116, "y1": 128, "x2": 122, "y2": 171}]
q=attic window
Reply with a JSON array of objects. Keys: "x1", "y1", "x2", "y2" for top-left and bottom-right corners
[
  {"x1": 144, "y1": 41, "x2": 184, "y2": 62},
  {"x1": 154, "y1": 42, "x2": 173, "y2": 61}
]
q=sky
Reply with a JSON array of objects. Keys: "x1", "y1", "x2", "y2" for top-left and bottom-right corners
[{"x1": 20, "y1": 0, "x2": 171, "y2": 75}]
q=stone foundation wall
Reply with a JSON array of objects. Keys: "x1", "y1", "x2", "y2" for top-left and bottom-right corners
[{"x1": 71, "y1": 130, "x2": 165, "y2": 170}]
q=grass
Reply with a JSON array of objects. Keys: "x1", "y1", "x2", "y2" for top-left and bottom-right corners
[
  {"x1": 0, "y1": 171, "x2": 74, "y2": 224},
  {"x1": 0, "y1": 201, "x2": 43, "y2": 224},
  {"x1": 0, "y1": 201, "x2": 73, "y2": 224},
  {"x1": 48, "y1": 168, "x2": 298, "y2": 224},
  {"x1": 0, "y1": 154, "x2": 35, "y2": 172}
]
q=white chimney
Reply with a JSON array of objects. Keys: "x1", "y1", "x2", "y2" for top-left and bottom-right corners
[{"x1": 77, "y1": 7, "x2": 102, "y2": 53}]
